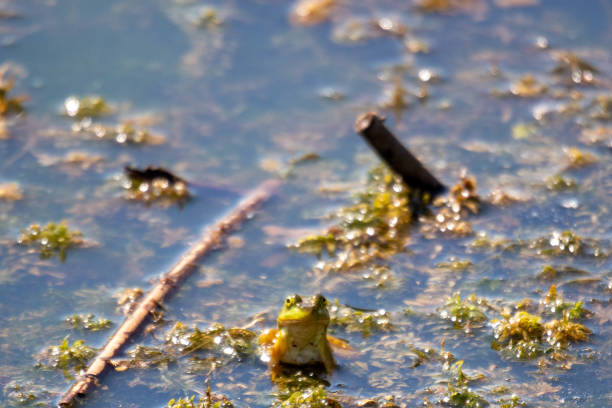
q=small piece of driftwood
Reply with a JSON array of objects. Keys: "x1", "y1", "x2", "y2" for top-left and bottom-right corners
[
  {"x1": 58, "y1": 179, "x2": 280, "y2": 407},
  {"x1": 354, "y1": 112, "x2": 445, "y2": 196}
]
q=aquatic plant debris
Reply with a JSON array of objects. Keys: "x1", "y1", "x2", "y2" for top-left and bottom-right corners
[
  {"x1": 290, "y1": 0, "x2": 337, "y2": 26},
  {"x1": 111, "y1": 323, "x2": 257, "y2": 371},
  {"x1": 17, "y1": 221, "x2": 84, "y2": 261},
  {"x1": 114, "y1": 287, "x2": 144, "y2": 315},
  {"x1": 439, "y1": 293, "x2": 487, "y2": 330},
  {"x1": 37, "y1": 337, "x2": 97, "y2": 379},
  {"x1": 551, "y1": 51, "x2": 598, "y2": 85},
  {"x1": 295, "y1": 165, "x2": 481, "y2": 272},
  {"x1": 509, "y1": 74, "x2": 547, "y2": 98},
  {"x1": 122, "y1": 165, "x2": 191, "y2": 206},
  {"x1": 0, "y1": 66, "x2": 28, "y2": 116},
  {"x1": 328, "y1": 299, "x2": 393, "y2": 338},
  {"x1": 440, "y1": 361, "x2": 488, "y2": 407},
  {"x1": 166, "y1": 378, "x2": 234, "y2": 408},
  {"x1": 0, "y1": 182, "x2": 22, "y2": 201},
  {"x1": 421, "y1": 175, "x2": 480, "y2": 237},
  {"x1": 193, "y1": 6, "x2": 223, "y2": 29},
  {"x1": 63, "y1": 95, "x2": 113, "y2": 119},
  {"x1": 277, "y1": 385, "x2": 341, "y2": 408},
  {"x1": 470, "y1": 230, "x2": 607, "y2": 258},
  {"x1": 72, "y1": 120, "x2": 165, "y2": 145},
  {"x1": 294, "y1": 165, "x2": 419, "y2": 272},
  {"x1": 491, "y1": 285, "x2": 591, "y2": 360},
  {"x1": 165, "y1": 322, "x2": 256, "y2": 357},
  {"x1": 166, "y1": 395, "x2": 234, "y2": 408},
  {"x1": 64, "y1": 314, "x2": 112, "y2": 331},
  {"x1": 3, "y1": 381, "x2": 54, "y2": 407}
]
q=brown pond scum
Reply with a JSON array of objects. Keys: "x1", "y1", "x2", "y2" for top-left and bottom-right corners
[
  {"x1": 122, "y1": 165, "x2": 191, "y2": 207},
  {"x1": 0, "y1": 67, "x2": 27, "y2": 117}
]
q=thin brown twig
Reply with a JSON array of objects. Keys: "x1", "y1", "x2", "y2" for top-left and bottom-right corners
[{"x1": 58, "y1": 179, "x2": 280, "y2": 407}]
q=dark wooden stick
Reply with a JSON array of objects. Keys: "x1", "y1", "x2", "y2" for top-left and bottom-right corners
[
  {"x1": 58, "y1": 179, "x2": 280, "y2": 407},
  {"x1": 354, "y1": 112, "x2": 445, "y2": 196}
]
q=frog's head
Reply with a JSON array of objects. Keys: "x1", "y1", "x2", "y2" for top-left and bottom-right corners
[{"x1": 277, "y1": 293, "x2": 329, "y2": 328}]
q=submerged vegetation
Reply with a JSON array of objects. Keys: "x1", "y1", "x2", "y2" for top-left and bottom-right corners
[
  {"x1": 277, "y1": 385, "x2": 340, "y2": 408},
  {"x1": 294, "y1": 165, "x2": 419, "y2": 272},
  {"x1": 0, "y1": 66, "x2": 27, "y2": 117},
  {"x1": 328, "y1": 299, "x2": 393, "y2": 337},
  {"x1": 63, "y1": 95, "x2": 113, "y2": 119},
  {"x1": 37, "y1": 337, "x2": 97, "y2": 379},
  {"x1": 441, "y1": 361, "x2": 488, "y2": 408},
  {"x1": 491, "y1": 285, "x2": 591, "y2": 360},
  {"x1": 440, "y1": 293, "x2": 487, "y2": 330},
  {"x1": 17, "y1": 221, "x2": 84, "y2": 261},
  {"x1": 72, "y1": 120, "x2": 165, "y2": 145},
  {"x1": 166, "y1": 380, "x2": 234, "y2": 408},
  {"x1": 110, "y1": 322, "x2": 257, "y2": 372},
  {"x1": 64, "y1": 314, "x2": 112, "y2": 332},
  {"x1": 167, "y1": 395, "x2": 233, "y2": 408}
]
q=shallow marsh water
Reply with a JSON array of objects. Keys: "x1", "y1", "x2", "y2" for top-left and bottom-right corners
[{"x1": 1, "y1": 0, "x2": 612, "y2": 407}]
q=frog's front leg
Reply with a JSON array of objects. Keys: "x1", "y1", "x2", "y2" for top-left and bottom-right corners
[{"x1": 319, "y1": 338, "x2": 336, "y2": 373}]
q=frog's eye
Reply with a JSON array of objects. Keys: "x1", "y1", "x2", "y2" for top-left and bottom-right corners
[
  {"x1": 284, "y1": 294, "x2": 302, "y2": 307},
  {"x1": 314, "y1": 294, "x2": 327, "y2": 309}
]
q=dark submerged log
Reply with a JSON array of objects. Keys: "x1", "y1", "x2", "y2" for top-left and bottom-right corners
[
  {"x1": 58, "y1": 179, "x2": 280, "y2": 407},
  {"x1": 354, "y1": 112, "x2": 445, "y2": 196}
]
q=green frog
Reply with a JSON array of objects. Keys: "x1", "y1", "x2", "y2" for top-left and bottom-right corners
[{"x1": 259, "y1": 294, "x2": 336, "y2": 375}]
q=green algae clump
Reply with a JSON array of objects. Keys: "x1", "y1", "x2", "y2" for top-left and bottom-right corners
[
  {"x1": 540, "y1": 284, "x2": 589, "y2": 320},
  {"x1": 65, "y1": 314, "x2": 112, "y2": 332},
  {"x1": 442, "y1": 361, "x2": 488, "y2": 407},
  {"x1": 72, "y1": 120, "x2": 166, "y2": 145},
  {"x1": 37, "y1": 337, "x2": 97, "y2": 379},
  {"x1": 440, "y1": 293, "x2": 487, "y2": 330},
  {"x1": 279, "y1": 385, "x2": 341, "y2": 408},
  {"x1": 530, "y1": 230, "x2": 604, "y2": 257},
  {"x1": 492, "y1": 286, "x2": 591, "y2": 359},
  {"x1": 328, "y1": 299, "x2": 393, "y2": 338},
  {"x1": 18, "y1": 221, "x2": 83, "y2": 261},
  {"x1": 63, "y1": 95, "x2": 113, "y2": 119},
  {"x1": 498, "y1": 395, "x2": 526, "y2": 408},
  {"x1": 544, "y1": 314, "x2": 591, "y2": 349},
  {"x1": 491, "y1": 311, "x2": 544, "y2": 359},
  {"x1": 165, "y1": 322, "x2": 257, "y2": 357},
  {"x1": 294, "y1": 165, "x2": 419, "y2": 272},
  {"x1": 166, "y1": 395, "x2": 234, "y2": 408},
  {"x1": 545, "y1": 175, "x2": 577, "y2": 191}
]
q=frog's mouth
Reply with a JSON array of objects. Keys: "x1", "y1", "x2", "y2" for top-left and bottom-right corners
[{"x1": 278, "y1": 317, "x2": 329, "y2": 326}]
